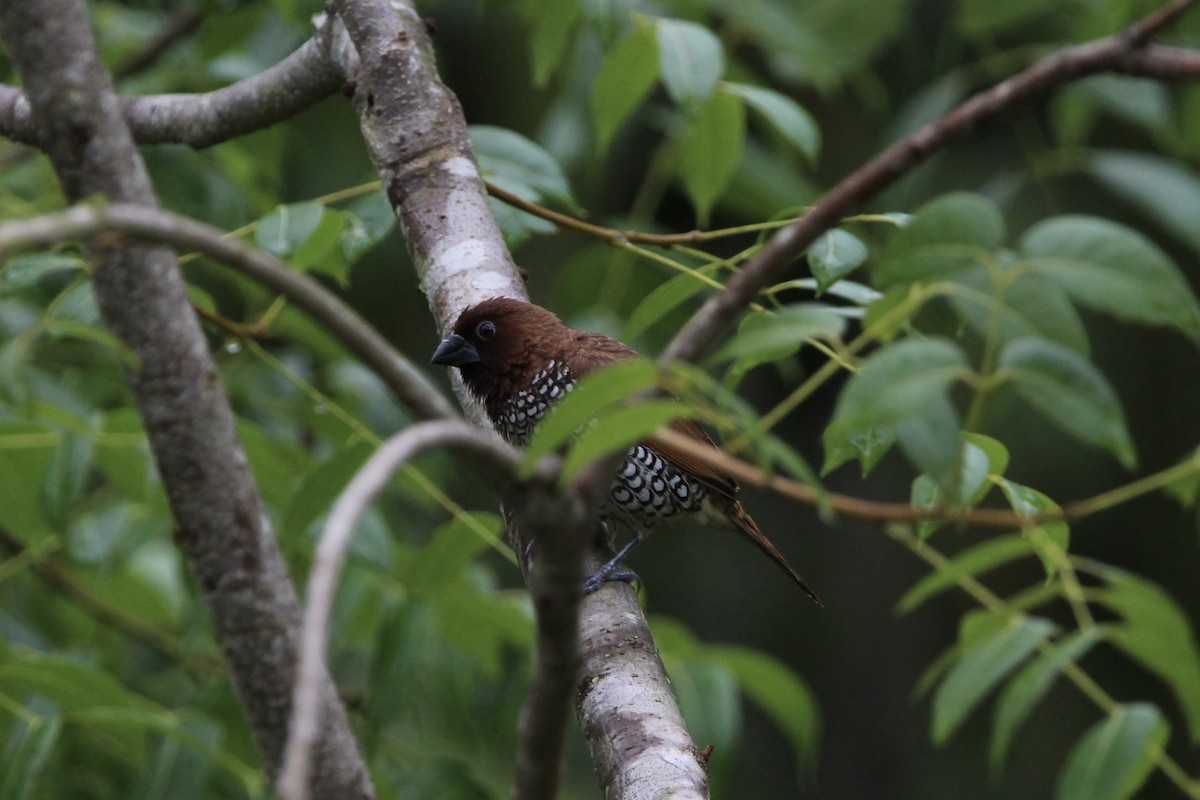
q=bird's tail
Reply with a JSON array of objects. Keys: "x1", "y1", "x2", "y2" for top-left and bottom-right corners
[{"x1": 726, "y1": 500, "x2": 823, "y2": 606}]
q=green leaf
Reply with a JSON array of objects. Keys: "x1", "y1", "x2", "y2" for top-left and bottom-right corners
[
  {"x1": 520, "y1": 359, "x2": 660, "y2": 472},
  {"x1": 897, "y1": 535, "x2": 1034, "y2": 614},
  {"x1": 957, "y1": 0, "x2": 1050, "y2": 36},
  {"x1": 723, "y1": 82, "x2": 820, "y2": 163},
  {"x1": 0, "y1": 421, "x2": 57, "y2": 537},
  {"x1": 0, "y1": 654, "x2": 160, "y2": 765},
  {"x1": 403, "y1": 514, "x2": 500, "y2": 596},
  {"x1": 711, "y1": 304, "x2": 846, "y2": 365},
  {"x1": 670, "y1": 660, "x2": 742, "y2": 761},
  {"x1": 562, "y1": 399, "x2": 692, "y2": 479},
  {"x1": 282, "y1": 437, "x2": 373, "y2": 538},
  {"x1": 896, "y1": 394, "x2": 962, "y2": 488},
  {"x1": 824, "y1": 338, "x2": 967, "y2": 474},
  {"x1": 947, "y1": 268, "x2": 1090, "y2": 355},
  {"x1": 520, "y1": 0, "x2": 582, "y2": 87},
  {"x1": 991, "y1": 628, "x2": 1102, "y2": 771},
  {"x1": 861, "y1": 284, "x2": 922, "y2": 343},
  {"x1": 40, "y1": 431, "x2": 94, "y2": 530},
  {"x1": 678, "y1": 90, "x2": 745, "y2": 224},
  {"x1": 807, "y1": 229, "x2": 867, "y2": 292},
  {"x1": 40, "y1": 318, "x2": 133, "y2": 363},
  {"x1": 1093, "y1": 566, "x2": 1200, "y2": 742},
  {"x1": 999, "y1": 338, "x2": 1135, "y2": 468},
  {"x1": 1086, "y1": 150, "x2": 1200, "y2": 254},
  {"x1": 1056, "y1": 704, "x2": 1168, "y2": 800},
  {"x1": 339, "y1": 191, "x2": 396, "y2": 267},
  {"x1": 655, "y1": 18, "x2": 724, "y2": 110},
  {"x1": 1020, "y1": 215, "x2": 1200, "y2": 341},
  {"x1": 0, "y1": 253, "x2": 84, "y2": 296},
  {"x1": 822, "y1": 425, "x2": 895, "y2": 477},
  {"x1": 624, "y1": 271, "x2": 712, "y2": 342},
  {"x1": 255, "y1": 201, "x2": 324, "y2": 259},
  {"x1": 996, "y1": 478, "x2": 1070, "y2": 580},
  {"x1": 0, "y1": 708, "x2": 60, "y2": 800},
  {"x1": 591, "y1": 24, "x2": 659, "y2": 151},
  {"x1": 1163, "y1": 456, "x2": 1200, "y2": 508},
  {"x1": 710, "y1": 645, "x2": 821, "y2": 779},
  {"x1": 877, "y1": 192, "x2": 1005, "y2": 286},
  {"x1": 932, "y1": 615, "x2": 1057, "y2": 744},
  {"x1": 431, "y1": 586, "x2": 533, "y2": 677},
  {"x1": 962, "y1": 432, "x2": 1009, "y2": 480},
  {"x1": 289, "y1": 207, "x2": 349, "y2": 278},
  {"x1": 471, "y1": 125, "x2": 575, "y2": 209},
  {"x1": 910, "y1": 438, "x2": 993, "y2": 538}
]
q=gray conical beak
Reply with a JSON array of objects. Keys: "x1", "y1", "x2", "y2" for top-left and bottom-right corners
[{"x1": 430, "y1": 332, "x2": 480, "y2": 367}]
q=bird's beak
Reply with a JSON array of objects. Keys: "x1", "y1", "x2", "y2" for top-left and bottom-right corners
[{"x1": 430, "y1": 332, "x2": 480, "y2": 367}]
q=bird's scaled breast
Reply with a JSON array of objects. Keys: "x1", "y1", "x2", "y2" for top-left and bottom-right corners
[{"x1": 495, "y1": 359, "x2": 574, "y2": 445}]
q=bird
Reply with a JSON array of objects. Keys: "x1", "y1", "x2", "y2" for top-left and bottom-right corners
[{"x1": 430, "y1": 297, "x2": 821, "y2": 604}]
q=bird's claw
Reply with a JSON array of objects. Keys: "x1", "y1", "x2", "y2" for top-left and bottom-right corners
[{"x1": 583, "y1": 566, "x2": 639, "y2": 594}]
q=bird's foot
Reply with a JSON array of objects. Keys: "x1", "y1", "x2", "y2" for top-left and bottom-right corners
[
  {"x1": 582, "y1": 534, "x2": 643, "y2": 593},
  {"x1": 583, "y1": 564, "x2": 640, "y2": 594}
]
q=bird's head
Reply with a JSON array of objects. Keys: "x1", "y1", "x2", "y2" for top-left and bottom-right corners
[{"x1": 430, "y1": 297, "x2": 567, "y2": 403}]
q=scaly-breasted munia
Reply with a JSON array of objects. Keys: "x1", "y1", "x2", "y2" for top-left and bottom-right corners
[{"x1": 431, "y1": 297, "x2": 820, "y2": 604}]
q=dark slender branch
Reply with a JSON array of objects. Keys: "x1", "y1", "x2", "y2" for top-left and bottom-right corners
[
  {"x1": 0, "y1": 202, "x2": 457, "y2": 423},
  {"x1": 0, "y1": 2, "x2": 373, "y2": 796},
  {"x1": 0, "y1": 23, "x2": 342, "y2": 149},
  {"x1": 661, "y1": 0, "x2": 1200, "y2": 364},
  {"x1": 279, "y1": 420, "x2": 523, "y2": 800},
  {"x1": 113, "y1": 7, "x2": 203, "y2": 80},
  {"x1": 1122, "y1": 42, "x2": 1200, "y2": 77}
]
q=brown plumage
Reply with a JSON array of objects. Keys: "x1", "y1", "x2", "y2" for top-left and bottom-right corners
[{"x1": 431, "y1": 297, "x2": 820, "y2": 604}]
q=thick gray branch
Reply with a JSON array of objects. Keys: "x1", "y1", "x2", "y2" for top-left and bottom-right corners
[
  {"x1": 0, "y1": 27, "x2": 342, "y2": 148},
  {"x1": 0, "y1": 2, "x2": 372, "y2": 796},
  {"x1": 328, "y1": 1, "x2": 705, "y2": 797}
]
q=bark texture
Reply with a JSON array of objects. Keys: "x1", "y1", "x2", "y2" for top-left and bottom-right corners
[{"x1": 0, "y1": 2, "x2": 372, "y2": 796}]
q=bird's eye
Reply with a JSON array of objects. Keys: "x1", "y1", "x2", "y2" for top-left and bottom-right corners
[{"x1": 475, "y1": 320, "x2": 497, "y2": 340}]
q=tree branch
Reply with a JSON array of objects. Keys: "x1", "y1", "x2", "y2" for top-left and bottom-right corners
[
  {"x1": 0, "y1": 2, "x2": 372, "y2": 796},
  {"x1": 0, "y1": 202, "x2": 456, "y2": 423},
  {"x1": 278, "y1": 420, "x2": 523, "y2": 800},
  {"x1": 661, "y1": 0, "x2": 1200, "y2": 364},
  {"x1": 327, "y1": 2, "x2": 703, "y2": 798},
  {"x1": 0, "y1": 20, "x2": 342, "y2": 149}
]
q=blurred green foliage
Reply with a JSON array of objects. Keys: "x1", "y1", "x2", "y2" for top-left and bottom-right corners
[{"x1": 2, "y1": 1, "x2": 1200, "y2": 799}]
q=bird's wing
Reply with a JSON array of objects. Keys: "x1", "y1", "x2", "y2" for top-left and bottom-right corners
[
  {"x1": 564, "y1": 333, "x2": 739, "y2": 499},
  {"x1": 565, "y1": 331, "x2": 641, "y2": 374},
  {"x1": 647, "y1": 419, "x2": 740, "y2": 501}
]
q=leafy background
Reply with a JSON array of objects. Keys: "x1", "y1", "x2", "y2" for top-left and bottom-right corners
[{"x1": 2, "y1": 0, "x2": 1200, "y2": 798}]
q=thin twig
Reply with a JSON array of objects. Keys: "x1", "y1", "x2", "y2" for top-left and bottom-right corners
[
  {"x1": 277, "y1": 420, "x2": 521, "y2": 800},
  {"x1": 649, "y1": 428, "x2": 1200, "y2": 528}
]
